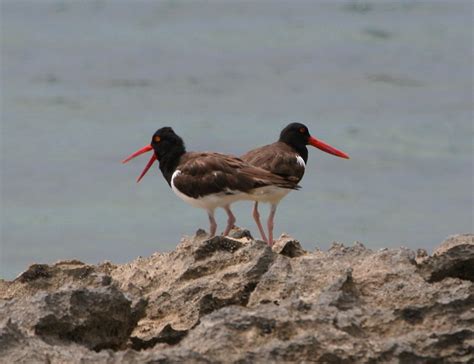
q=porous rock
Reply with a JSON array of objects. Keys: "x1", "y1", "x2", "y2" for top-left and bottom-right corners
[{"x1": 0, "y1": 231, "x2": 472, "y2": 363}]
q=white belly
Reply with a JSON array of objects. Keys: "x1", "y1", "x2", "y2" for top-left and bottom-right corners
[
  {"x1": 171, "y1": 170, "x2": 250, "y2": 211},
  {"x1": 248, "y1": 185, "x2": 291, "y2": 204}
]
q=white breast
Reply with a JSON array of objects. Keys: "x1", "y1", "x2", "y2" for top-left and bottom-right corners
[{"x1": 296, "y1": 155, "x2": 306, "y2": 168}]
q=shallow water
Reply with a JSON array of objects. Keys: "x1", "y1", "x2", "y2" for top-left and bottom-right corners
[{"x1": 1, "y1": 1, "x2": 472, "y2": 279}]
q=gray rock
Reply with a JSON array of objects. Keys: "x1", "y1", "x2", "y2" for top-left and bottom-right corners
[
  {"x1": 0, "y1": 230, "x2": 472, "y2": 363},
  {"x1": 0, "y1": 286, "x2": 144, "y2": 352},
  {"x1": 418, "y1": 234, "x2": 474, "y2": 282},
  {"x1": 271, "y1": 234, "x2": 307, "y2": 257}
]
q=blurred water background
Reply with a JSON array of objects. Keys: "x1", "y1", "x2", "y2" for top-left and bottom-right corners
[{"x1": 1, "y1": 0, "x2": 472, "y2": 279}]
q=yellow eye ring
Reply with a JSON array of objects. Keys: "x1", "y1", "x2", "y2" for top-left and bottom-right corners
[{"x1": 154, "y1": 136, "x2": 161, "y2": 143}]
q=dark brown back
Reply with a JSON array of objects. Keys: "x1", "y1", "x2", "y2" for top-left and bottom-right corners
[
  {"x1": 172, "y1": 152, "x2": 299, "y2": 199},
  {"x1": 241, "y1": 142, "x2": 305, "y2": 183}
]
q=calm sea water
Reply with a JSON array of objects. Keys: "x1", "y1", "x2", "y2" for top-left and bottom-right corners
[{"x1": 1, "y1": 1, "x2": 472, "y2": 279}]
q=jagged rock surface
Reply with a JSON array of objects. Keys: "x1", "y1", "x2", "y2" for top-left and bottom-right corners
[{"x1": 0, "y1": 231, "x2": 473, "y2": 363}]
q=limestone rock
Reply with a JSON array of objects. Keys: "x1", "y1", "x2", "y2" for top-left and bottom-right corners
[
  {"x1": 418, "y1": 234, "x2": 474, "y2": 282},
  {"x1": 0, "y1": 231, "x2": 472, "y2": 363},
  {"x1": 0, "y1": 286, "x2": 144, "y2": 352}
]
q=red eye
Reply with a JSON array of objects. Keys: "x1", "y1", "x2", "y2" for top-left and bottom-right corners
[
  {"x1": 154, "y1": 136, "x2": 161, "y2": 143},
  {"x1": 299, "y1": 127, "x2": 306, "y2": 133}
]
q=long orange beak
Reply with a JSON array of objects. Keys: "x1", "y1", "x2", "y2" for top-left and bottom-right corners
[
  {"x1": 308, "y1": 136, "x2": 350, "y2": 159},
  {"x1": 122, "y1": 145, "x2": 157, "y2": 183}
]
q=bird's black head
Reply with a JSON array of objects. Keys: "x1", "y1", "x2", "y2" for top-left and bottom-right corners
[
  {"x1": 279, "y1": 123, "x2": 311, "y2": 148},
  {"x1": 150, "y1": 127, "x2": 186, "y2": 161},
  {"x1": 278, "y1": 122, "x2": 350, "y2": 162},
  {"x1": 278, "y1": 123, "x2": 311, "y2": 161},
  {"x1": 122, "y1": 126, "x2": 186, "y2": 184}
]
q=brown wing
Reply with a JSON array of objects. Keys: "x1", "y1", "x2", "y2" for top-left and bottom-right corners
[
  {"x1": 173, "y1": 152, "x2": 299, "y2": 199},
  {"x1": 241, "y1": 142, "x2": 305, "y2": 183}
]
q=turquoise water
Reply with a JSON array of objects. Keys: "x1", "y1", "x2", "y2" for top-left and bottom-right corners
[{"x1": 1, "y1": 1, "x2": 472, "y2": 279}]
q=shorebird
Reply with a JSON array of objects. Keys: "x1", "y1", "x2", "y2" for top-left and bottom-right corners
[
  {"x1": 122, "y1": 127, "x2": 299, "y2": 237},
  {"x1": 241, "y1": 122, "x2": 349, "y2": 245}
]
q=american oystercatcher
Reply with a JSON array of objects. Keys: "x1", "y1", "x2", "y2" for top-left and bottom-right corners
[
  {"x1": 122, "y1": 127, "x2": 300, "y2": 237},
  {"x1": 241, "y1": 123, "x2": 349, "y2": 245}
]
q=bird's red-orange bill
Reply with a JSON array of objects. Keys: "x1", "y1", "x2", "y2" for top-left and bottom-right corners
[
  {"x1": 308, "y1": 136, "x2": 349, "y2": 159},
  {"x1": 122, "y1": 144, "x2": 157, "y2": 182}
]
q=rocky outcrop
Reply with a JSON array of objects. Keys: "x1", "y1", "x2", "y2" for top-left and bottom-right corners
[{"x1": 1, "y1": 231, "x2": 473, "y2": 363}]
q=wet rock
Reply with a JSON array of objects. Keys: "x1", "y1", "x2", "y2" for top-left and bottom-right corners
[{"x1": 0, "y1": 230, "x2": 472, "y2": 363}]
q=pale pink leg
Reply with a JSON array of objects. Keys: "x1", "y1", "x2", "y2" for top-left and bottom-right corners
[
  {"x1": 208, "y1": 210, "x2": 217, "y2": 237},
  {"x1": 267, "y1": 203, "x2": 278, "y2": 246},
  {"x1": 252, "y1": 202, "x2": 268, "y2": 243},
  {"x1": 223, "y1": 205, "x2": 236, "y2": 236}
]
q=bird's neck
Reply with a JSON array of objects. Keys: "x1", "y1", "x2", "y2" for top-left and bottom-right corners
[
  {"x1": 158, "y1": 147, "x2": 186, "y2": 186},
  {"x1": 295, "y1": 145, "x2": 309, "y2": 164},
  {"x1": 281, "y1": 141, "x2": 308, "y2": 164}
]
